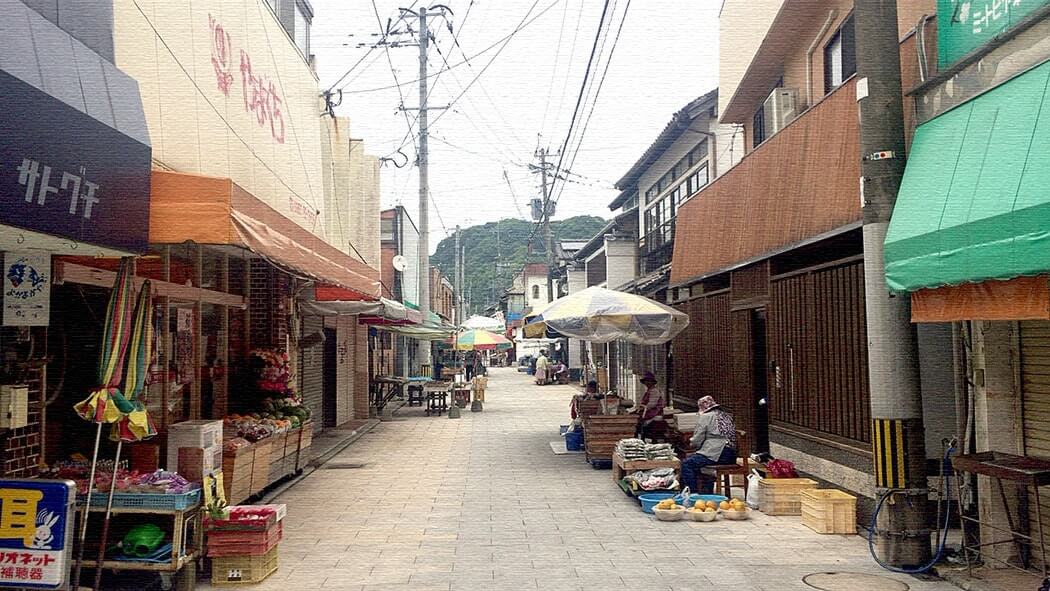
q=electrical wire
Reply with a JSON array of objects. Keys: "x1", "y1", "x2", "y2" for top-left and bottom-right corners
[{"x1": 348, "y1": 0, "x2": 565, "y2": 96}]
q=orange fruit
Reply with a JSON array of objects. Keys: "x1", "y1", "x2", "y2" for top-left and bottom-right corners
[{"x1": 719, "y1": 501, "x2": 731, "y2": 510}]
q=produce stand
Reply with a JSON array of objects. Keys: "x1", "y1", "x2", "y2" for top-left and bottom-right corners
[
  {"x1": 952, "y1": 451, "x2": 1050, "y2": 577},
  {"x1": 221, "y1": 422, "x2": 313, "y2": 504},
  {"x1": 612, "y1": 451, "x2": 680, "y2": 483},
  {"x1": 75, "y1": 494, "x2": 202, "y2": 591}
]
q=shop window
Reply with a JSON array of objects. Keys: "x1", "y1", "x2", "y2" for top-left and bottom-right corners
[
  {"x1": 200, "y1": 248, "x2": 225, "y2": 291},
  {"x1": 169, "y1": 244, "x2": 198, "y2": 288},
  {"x1": 824, "y1": 15, "x2": 856, "y2": 94},
  {"x1": 227, "y1": 254, "x2": 247, "y2": 296},
  {"x1": 532, "y1": 285, "x2": 540, "y2": 300}
]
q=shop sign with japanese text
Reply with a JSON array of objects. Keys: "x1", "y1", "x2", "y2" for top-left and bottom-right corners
[
  {"x1": 0, "y1": 480, "x2": 75, "y2": 590},
  {"x1": 0, "y1": 69, "x2": 151, "y2": 253},
  {"x1": 3, "y1": 252, "x2": 50, "y2": 327},
  {"x1": 938, "y1": 0, "x2": 1050, "y2": 67}
]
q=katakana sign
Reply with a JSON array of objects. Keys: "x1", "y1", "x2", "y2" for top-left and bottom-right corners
[
  {"x1": 0, "y1": 480, "x2": 75, "y2": 590},
  {"x1": 938, "y1": 0, "x2": 1050, "y2": 67},
  {"x1": 0, "y1": 69, "x2": 151, "y2": 253}
]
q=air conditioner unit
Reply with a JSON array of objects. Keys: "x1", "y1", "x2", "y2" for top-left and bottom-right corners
[{"x1": 763, "y1": 88, "x2": 799, "y2": 137}]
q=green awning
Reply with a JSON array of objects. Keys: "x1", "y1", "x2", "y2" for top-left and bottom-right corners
[{"x1": 885, "y1": 60, "x2": 1050, "y2": 293}]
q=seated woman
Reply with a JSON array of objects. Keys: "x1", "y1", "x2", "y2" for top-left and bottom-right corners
[
  {"x1": 570, "y1": 380, "x2": 603, "y2": 420},
  {"x1": 681, "y1": 396, "x2": 737, "y2": 494},
  {"x1": 632, "y1": 371, "x2": 666, "y2": 438}
]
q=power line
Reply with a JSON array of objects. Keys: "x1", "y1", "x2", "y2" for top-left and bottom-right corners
[
  {"x1": 385, "y1": 0, "x2": 543, "y2": 158},
  {"x1": 551, "y1": 0, "x2": 631, "y2": 208},
  {"x1": 346, "y1": 0, "x2": 565, "y2": 96},
  {"x1": 540, "y1": 0, "x2": 571, "y2": 135}
]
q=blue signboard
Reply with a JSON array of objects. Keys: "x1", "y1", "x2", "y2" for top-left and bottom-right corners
[
  {"x1": 0, "y1": 68, "x2": 152, "y2": 253},
  {"x1": 0, "y1": 479, "x2": 76, "y2": 590}
]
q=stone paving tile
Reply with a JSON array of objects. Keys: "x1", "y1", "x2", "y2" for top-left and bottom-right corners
[{"x1": 195, "y1": 368, "x2": 961, "y2": 591}]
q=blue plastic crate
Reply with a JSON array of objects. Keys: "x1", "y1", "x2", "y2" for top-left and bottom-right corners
[{"x1": 80, "y1": 488, "x2": 202, "y2": 511}]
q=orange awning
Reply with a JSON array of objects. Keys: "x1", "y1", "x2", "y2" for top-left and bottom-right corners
[
  {"x1": 149, "y1": 170, "x2": 380, "y2": 298},
  {"x1": 911, "y1": 275, "x2": 1050, "y2": 322}
]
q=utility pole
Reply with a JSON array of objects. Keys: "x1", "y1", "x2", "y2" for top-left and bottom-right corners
[
  {"x1": 855, "y1": 0, "x2": 930, "y2": 567},
  {"x1": 454, "y1": 225, "x2": 462, "y2": 325},
  {"x1": 537, "y1": 148, "x2": 554, "y2": 303}
]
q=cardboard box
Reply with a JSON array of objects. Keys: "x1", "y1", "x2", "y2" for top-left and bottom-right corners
[
  {"x1": 178, "y1": 445, "x2": 220, "y2": 482},
  {"x1": 167, "y1": 420, "x2": 223, "y2": 471}
]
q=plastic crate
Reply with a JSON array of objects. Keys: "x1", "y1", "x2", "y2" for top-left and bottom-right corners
[
  {"x1": 801, "y1": 489, "x2": 857, "y2": 534},
  {"x1": 81, "y1": 488, "x2": 202, "y2": 511},
  {"x1": 211, "y1": 545, "x2": 279, "y2": 585},
  {"x1": 758, "y1": 478, "x2": 818, "y2": 516},
  {"x1": 207, "y1": 524, "x2": 282, "y2": 557}
]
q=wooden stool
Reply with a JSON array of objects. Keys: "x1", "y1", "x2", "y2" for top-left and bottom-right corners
[
  {"x1": 699, "y1": 430, "x2": 750, "y2": 498},
  {"x1": 407, "y1": 384, "x2": 425, "y2": 407}
]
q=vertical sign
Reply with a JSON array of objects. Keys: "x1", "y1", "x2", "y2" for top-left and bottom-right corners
[
  {"x1": 0, "y1": 479, "x2": 75, "y2": 590},
  {"x1": 3, "y1": 252, "x2": 50, "y2": 326}
]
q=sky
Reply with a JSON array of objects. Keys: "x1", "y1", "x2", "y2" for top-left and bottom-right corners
[{"x1": 311, "y1": 0, "x2": 722, "y2": 252}]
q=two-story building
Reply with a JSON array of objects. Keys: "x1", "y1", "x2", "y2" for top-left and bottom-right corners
[{"x1": 669, "y1": 0, "x2": 952, "y2": 524}]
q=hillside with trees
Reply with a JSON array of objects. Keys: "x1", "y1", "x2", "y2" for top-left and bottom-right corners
[{"x1": 431, "y1": 215, "x2": 607, "y2": 316}]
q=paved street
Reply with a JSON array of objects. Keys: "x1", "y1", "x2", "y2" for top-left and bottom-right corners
[{"x1": 201, "y1": 368, "x2": 960, "y2": 591}]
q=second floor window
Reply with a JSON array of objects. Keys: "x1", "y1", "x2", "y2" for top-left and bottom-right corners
[
  {"x1": 294, "y1": 1, "x2": 311, "y2": 56},
  {"x1": 532, "y1": 285, "x2": 540, "y2": 299},
  {"x1": 824, "y1": 15, "x2": 856, "y2": 94}
]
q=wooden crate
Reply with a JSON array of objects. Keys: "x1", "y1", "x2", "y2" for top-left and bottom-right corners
[
  {"x1": 266, "y1": 432, "x2": 289, "y2": 485},
  {"x1": 250, "y1": 440, "x2": 272, "y2": 496},
  {"x1": 583, "y1": 416, "x2": 638, "y2": 462},
  {"x1": 295, "y1": 424, "x2": 313, "y2": 471},
  {"x1": 611, "y1": 452, "x2": 680, "y2": 482},
  {"x1": 758, "y1": 478, "x2": 818, "y2": 516},
  {"x1": 222, "y1": 445, "x2": 254, "y2": 505},
  {"x1": 801, "y1": 489, "x2": 857, "y2": 534}
]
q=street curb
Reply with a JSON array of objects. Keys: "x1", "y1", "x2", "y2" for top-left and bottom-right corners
[{"x1": 259, "y1": 419, "x2": 381, "y2": 503}]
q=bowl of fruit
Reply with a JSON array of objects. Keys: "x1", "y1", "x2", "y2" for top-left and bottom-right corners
[
  {"x1": 687, "y1": 499, "x2": 720, "y2": 522},
  {"x1": 652, "y1": 498, "x2": 686, "y2": 521},
  {"x1": 719, "y1": 498, "x2": 751, "y2": 520}
]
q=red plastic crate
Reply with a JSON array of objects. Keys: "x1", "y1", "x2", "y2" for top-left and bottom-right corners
[{"x1": 207, "y1": 523, "x2": 282, "y2": 557}]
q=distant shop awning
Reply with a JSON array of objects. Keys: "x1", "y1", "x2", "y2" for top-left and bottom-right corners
[
  {"x1": 885, "y1": 61, "x2": 1050, "y2": 301},
  {"x1": 149, "y1": 171, "x2": 380, "y2": 298},
  {"x1": 300, "y1": 296, "x2": 422, "y2": 326}
]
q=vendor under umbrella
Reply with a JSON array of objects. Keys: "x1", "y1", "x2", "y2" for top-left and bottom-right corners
[{"x1": 632, "y1": 371, "x2": 666, "y2": 438}]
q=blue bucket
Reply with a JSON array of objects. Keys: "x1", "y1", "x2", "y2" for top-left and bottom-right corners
[
  {"x1": 565, "y1": 430, "x2": 584, "y2": 451},
  {"x1": 681, "y1": 493, "x2": 728, "y2": 508},
  {"x1": 639, "y1": 493, "x2": 678, "y2": 513}
]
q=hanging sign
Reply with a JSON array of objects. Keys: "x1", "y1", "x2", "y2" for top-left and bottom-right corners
[
  {"x1": 0, "y1": 479, "x2": 76, "y2": 590},
  {"x1": 3, "y1": 252, "x2": 50, "y2": 327}
]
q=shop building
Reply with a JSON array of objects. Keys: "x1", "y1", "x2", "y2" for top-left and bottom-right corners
[
  {"x1": 669, "y1": 0, "x2": 953, "y2": 520},
  {"x1": 0, "y1": 0, "x2": 153, "y2": 478},
  {"x1": 884, "y1": 0, "x2": 1050, "y2": 577}
]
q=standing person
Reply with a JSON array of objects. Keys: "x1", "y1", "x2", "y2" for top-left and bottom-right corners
[
  {"x1": 632, "y1": 371, "x2": 666, "y2": 432},
  {"x1": 464, "y1": 351, "x2": 475, "y2": 381},
  {"x1": 534, "y1": 350, "x2": 550, "y2": 385},
  {"x1": 680, "y1": 396, "x2": 738, "y2": 494}
]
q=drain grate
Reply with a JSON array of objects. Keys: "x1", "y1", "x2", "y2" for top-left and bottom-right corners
[
  {"x1": 803, "y1": 572, "x2": 910, "y2": 591},
  {"x1": 322, "y1": 462, "x2": 369, "y2": 470}
]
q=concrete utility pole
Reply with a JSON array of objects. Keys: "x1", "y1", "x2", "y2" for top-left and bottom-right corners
[
  {"x1": 538, "y1": 148, "x2": 554, "y2": 303},
  {"x1": 454, "y1": 225, "x2": 462, "y2": 325},
  {"x1": 855, "y1": 0, "x2": 930, "y2": 567}
]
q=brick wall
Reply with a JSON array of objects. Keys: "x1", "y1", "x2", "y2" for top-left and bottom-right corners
[
  {"x1": 249, "y1": 260, "x2": 290, "y2": 350},
  {"x1": 2, "y1": 368, "x2": 42, "y2": 478}
]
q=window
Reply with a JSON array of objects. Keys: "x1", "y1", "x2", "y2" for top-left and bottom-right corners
[
  {"x1": 532, "y1": 285, "x2": 540, "y2": 300},
  {"x1": 824, "y1": 15, "x2": 856, "y2": 94},
  {"x1": 294, "y1": 2, "x2": 311, "y2": 56},
  {"x1": 380, "y1": 218, "x2": 395, "y2": 242}
]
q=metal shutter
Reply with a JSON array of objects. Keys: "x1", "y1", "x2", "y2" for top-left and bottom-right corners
[
  {"x1": 300, "y1": 316, "x2": 325, "y2": 434},
  {"x1": 1021, "y1": 320, "x2": 1050, "y2": 562}
]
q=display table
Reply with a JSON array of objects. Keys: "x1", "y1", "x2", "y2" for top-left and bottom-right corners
[
  {"x1": 612, "y1": 452, "x2": 680, "y2": 483},
  {"x1": 223, "y1": 424, "x2": 311, "y2": 504},
  {"x1": 371, "y1": 375, "x2": 408, "y2": 413},
  {"x1": 953, "y1": 451, "x2": 1050, "y2": 577}
]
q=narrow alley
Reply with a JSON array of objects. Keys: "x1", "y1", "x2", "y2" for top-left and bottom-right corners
[{"x1": 197, "y1": 368, "x2": 960, "y2": 591}]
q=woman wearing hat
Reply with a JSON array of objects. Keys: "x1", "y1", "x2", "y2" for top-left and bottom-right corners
[
  {"x1": 632, "y1": 371, "x2": 666, "y2": 436},
  {"x1": 681, "y1": 396, "x2": 738, "y2": 494}
]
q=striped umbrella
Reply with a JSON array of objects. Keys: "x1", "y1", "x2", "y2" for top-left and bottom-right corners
[
  {"x1": 523, "y1": 286, "x2": 689, "y2": 345},
  {"x1": 112, "y1": 279, "x2": 157, "y2": 442},
  {"x1": 447, "y1": 329, "x2": 513, "y2": 351}
]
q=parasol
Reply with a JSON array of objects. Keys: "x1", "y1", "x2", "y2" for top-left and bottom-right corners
[
  {"x1": 71, "y1": 258, "x2": 136, "y2": 587},
  {"x1": 523, "y1": 286, "x2": 689, "y2": 345},
  {"x1": 446, "y1": 329, "x2": 513, "y2": 351}
]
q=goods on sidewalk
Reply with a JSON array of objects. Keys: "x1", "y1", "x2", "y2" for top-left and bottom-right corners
[
  {"x1": 206, "y1": 505, "x2": 285, "y2": 584},
  {"x1": 624, "y1": 468, "x2": 677, "y2": 491},
  {"x1": 757, "y1": 477, "x2": 818, "y2": 516},
  {"x1": 652, "y1": 498, "x2": 686, "y2": 521},
  {"x1": 687, "y1": 501, "x2": 719, "y2": 522},
  {"x1": 720, "y1": 498, "x2": 751, "y2": 520},
  {"x1": 614, "y1": 438, "x2": 676, "y2": 461},
  {"x1": 800, "y1": 489, "x2": 857, "y2": 534}
]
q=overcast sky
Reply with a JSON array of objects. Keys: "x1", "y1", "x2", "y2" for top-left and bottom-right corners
[{"x1": 311, "y1": 0, "x2": 722, "y2": 252}]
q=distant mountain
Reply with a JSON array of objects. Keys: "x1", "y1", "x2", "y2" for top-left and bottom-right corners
[{"x1": 431, "y1": 215, "x2": 607, "y2": 315}]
